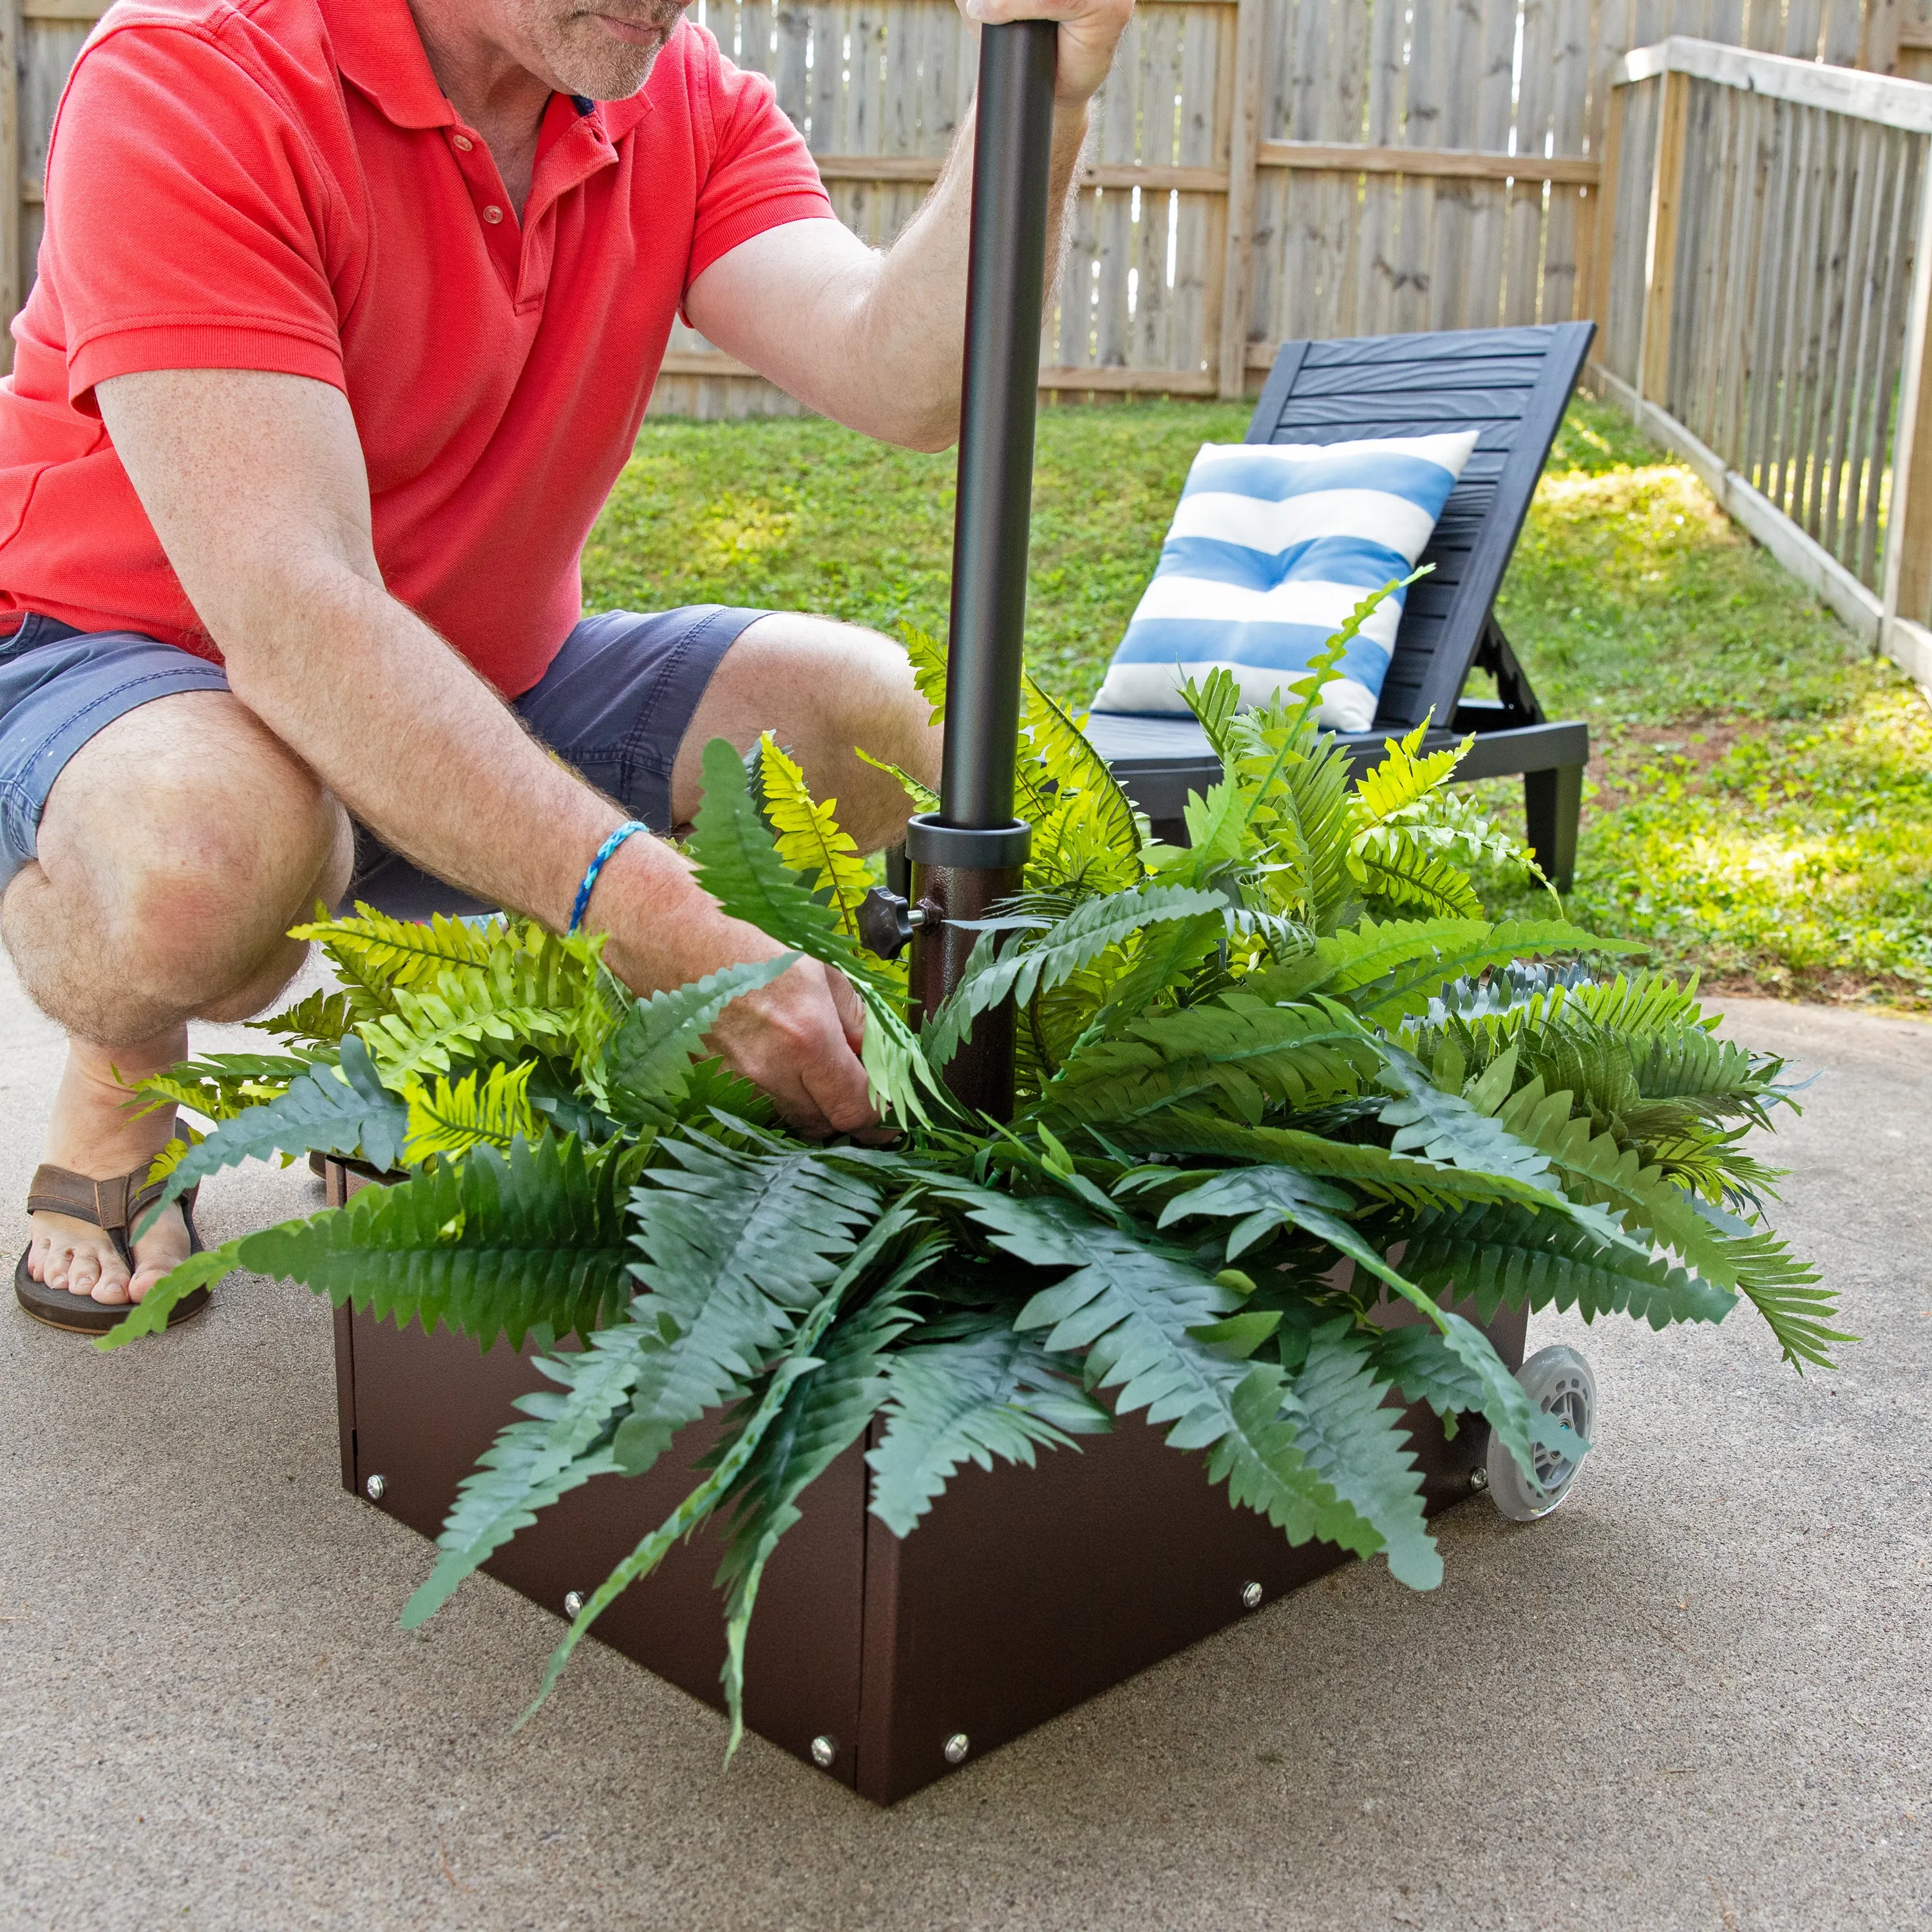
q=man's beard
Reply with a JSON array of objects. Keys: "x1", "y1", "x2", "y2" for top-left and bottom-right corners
[{"x1": 539, "y1": 4, "x2": 687, "y2": 100}]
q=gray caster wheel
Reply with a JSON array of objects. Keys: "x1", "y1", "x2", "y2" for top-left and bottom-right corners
[{"x1": 1484, "y1": 1344, "x2": 1595, "y2": 1522}]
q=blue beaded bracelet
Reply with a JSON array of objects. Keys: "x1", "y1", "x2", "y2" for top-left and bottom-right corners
[{"x1": 567, "y1": 820, "x2": 650, "y2": 936}]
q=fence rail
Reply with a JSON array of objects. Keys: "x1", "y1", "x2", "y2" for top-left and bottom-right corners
[{"x1": 1591, "y1": 35, "x2": 1932, "y2": 688}]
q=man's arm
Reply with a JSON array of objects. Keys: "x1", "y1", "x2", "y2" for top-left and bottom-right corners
[
  {"x1": 685, "y1": 0, "x2": 1132, "y2": 453},
  {"x1": 95, "y1": 366, "x2": 877, "y2": 1138}
]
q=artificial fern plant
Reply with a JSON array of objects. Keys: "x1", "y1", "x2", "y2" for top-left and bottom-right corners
[{"x1": 106, "y1": 601, "x2": 1840, "y2": 1752}]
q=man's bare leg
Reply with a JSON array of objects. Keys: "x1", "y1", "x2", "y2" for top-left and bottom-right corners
[
  {"x1": 5, "y1": 689, "x2": 352, "y2": 1307},
  {"x1": 667, "y1": 614, "x2": 942, "y2": 844}
]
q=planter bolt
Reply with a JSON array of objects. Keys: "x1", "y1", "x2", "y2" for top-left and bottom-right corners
[
  {"x1": 943, "y1": 1732, "x2": 971, "y2": 1765},
  {"x1": 810, "y1": 1735, "x2": 837, "y2": 1769},
  {"x1": 563, "y1": 1590, "x2": 585, "y2": 1618},
  {"x1": 1241, "y1": 1580, "x2": 1264, "y2": 1611},
  {"x1": 1470, "y1": 1465, "x2": 1490, "y2": 1492},
  {"x1": 363, "y1": 1473, "x2": 386, "y2": 1502}
]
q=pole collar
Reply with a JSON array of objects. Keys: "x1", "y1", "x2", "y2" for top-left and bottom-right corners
[{"x1": 904, "y1": 812, "x2": 1032, "y2": 870}]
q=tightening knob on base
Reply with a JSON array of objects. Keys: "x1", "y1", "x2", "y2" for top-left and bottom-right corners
[{"x1": 856, "y1": 886, "x2": 926, "y2": 961}]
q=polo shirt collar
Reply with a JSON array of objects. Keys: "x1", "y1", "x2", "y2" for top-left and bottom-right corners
[{"x1": 324, "y1": 0, "x2": 457, "y2": 130}]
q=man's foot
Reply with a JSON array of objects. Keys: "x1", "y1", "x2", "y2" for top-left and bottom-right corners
[{"x1": 24, "y1": 1029, "x2": 192, "y2": 1306}]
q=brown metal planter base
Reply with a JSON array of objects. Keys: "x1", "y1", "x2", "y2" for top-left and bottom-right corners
[{"x1": 323, "y1": 1157, "x2": 1526, "y2": 1804}]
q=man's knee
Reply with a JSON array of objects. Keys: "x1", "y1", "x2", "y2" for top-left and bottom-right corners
[
  {"x1": 30, "y1": 691, "x2": 349, "y2": 999},
  {"x1": 734, "y1": 614, "x2": 930, "y2": 748}
]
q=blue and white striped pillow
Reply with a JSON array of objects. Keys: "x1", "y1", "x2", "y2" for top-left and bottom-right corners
[{"x1": 1090, "y1": 431, "x2": 1478, "y2": 733}]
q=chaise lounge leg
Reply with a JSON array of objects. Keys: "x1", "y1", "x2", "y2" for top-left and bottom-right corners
[{"x1": 1523, "y1": 763, "x2": 1582, "y2": 893}]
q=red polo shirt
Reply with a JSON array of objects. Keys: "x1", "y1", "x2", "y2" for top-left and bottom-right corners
[{"x1": 0, "y1": 0, "x2": 833, "y2": 695}]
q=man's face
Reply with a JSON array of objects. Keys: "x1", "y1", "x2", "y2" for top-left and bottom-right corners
[{"x1": 502, "y1": 0, "x2": 694, "y2": 100}]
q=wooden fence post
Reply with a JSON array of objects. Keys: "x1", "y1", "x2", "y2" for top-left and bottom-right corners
[
  {"x1": 1879, "y1": 155, "x2": 1932, "y2": 643},
  {"x1": 1215, "y1": 0, "x2": 1264, "y2": 401},
  {"x1": 1637, "y1": 60, "x2": 1690, "y2": 406},
  {"x1": 1583, "y1": 72, "x2": 1627, "y2": 362},
  {"x1": 1, "y1": 0, "x2": 20, "y2": 377}
]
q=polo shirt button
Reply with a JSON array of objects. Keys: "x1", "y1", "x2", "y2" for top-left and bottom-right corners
[
  {"x1": 452, "y1": 133, "x2": 474, "y2": 151},
  {"x1": 482, "y1": 205, "x2": 504, "y2": 223}
]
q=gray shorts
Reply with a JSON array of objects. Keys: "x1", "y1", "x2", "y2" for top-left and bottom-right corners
[{"x1": 0, "y1": 605, "x2": 768, "y2": 918}]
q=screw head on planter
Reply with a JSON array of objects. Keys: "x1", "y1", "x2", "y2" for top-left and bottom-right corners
[
  {"x1": 364, "y1": 1473, "x2": 386, "y2": 1502},
  {"x1": 810, "y1": 1735, "x2": 837, "y2": 1769},
  {"x1": 1241, "y1": 1580, "x2": 1264, "y2": 1610},
  {"x1": 563, "y1": 1590, "x2": 585, "y2": 1618},
  {"x1": 943, "y1": 1733, "x2": 971, "y2": 1766}
]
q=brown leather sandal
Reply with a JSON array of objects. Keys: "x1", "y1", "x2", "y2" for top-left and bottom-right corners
[{"x1": 13, "y1": 1166, "x2": 205, "y2": 1334}]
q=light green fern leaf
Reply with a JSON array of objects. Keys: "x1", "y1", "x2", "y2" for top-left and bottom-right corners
[
  {"x1": 403, "y1": 1061, "x2": 540, "y2": 1163},
  {"x1": 759, "y1": 734, "x2": 874, "y2": 942}
]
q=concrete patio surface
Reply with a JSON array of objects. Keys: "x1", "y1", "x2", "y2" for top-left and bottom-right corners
[{"x1": 2, "y1": 961, "x2": 1927, "y2": 1932}]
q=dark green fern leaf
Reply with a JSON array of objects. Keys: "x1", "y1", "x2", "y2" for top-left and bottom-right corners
[
  {"x1": 867, "y1": 1316, "x2": 1110, "y2": 1535},
  {"x1": 137, "y1": 1036, "x2": 407, "y2": 1231},
  {"x1": 1039, "y1": 996, "x2": 1383, "y2": 1128},
  {"x1": 402, "y1": 1323, "x2": 649, "y2": 1627},
  {"x1": 599, "y1": 954, "x2": 796, "y2": 1121},
  {"x1": 1289, "y1": 1321, "x2": 1439, "y2": 1589},
  {"x1": 240, "y1": 1133, "x2": 635, "y2": 1349},
  {"x1": 943, "y1": 1187, "x2": 1378, "y2": 1557},
  {"x1": 610, "y1": 1140, "x2": 882, "y2": 1476},
  {"x1": 1397, "y1": 1202, "x2": 1738, "y2": 1329},
  {"x1": 924, "y1": 884, "x2": 1227, "y2": 1068}
]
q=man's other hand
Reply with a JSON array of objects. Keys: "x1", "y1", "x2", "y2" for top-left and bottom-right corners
[{"x1": 955, "y1": 0, "x2": 1134, "y2": 107}]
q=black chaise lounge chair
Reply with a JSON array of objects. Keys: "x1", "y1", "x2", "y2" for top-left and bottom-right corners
[{"x1": 1083, "y1": 321, "x2": 1595, "y2": 889}]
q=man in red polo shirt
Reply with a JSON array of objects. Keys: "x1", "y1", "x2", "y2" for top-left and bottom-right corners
[{"x1": 1, "y1": 0, "x2": 1132, "y2": 1329}]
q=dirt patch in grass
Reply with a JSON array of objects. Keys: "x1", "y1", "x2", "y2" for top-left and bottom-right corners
[
  {"x1": 1698, "y1": 966, "x2": 1932, "y2": 1014},
  {"x1": 1584, "y1": 721, "x2": 1763, "y2": 815}
]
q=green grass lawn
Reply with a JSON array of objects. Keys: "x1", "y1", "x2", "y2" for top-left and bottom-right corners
[{"x1": 583, "y1": 396, "x2": 1932, "y2": 1012}]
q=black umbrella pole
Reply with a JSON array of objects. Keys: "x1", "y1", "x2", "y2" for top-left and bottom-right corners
[{"x1": 907, "y1": 18, "x2": 1057, "y2": 1121}]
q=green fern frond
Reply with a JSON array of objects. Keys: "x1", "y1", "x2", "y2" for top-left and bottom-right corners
[
  {"x1": 1177, "y1": 664, "x2": 1243, "y2": 762},
  {"x1": 901, "y1": 624, "x2": 949, "y2": 724},
  {"x1": 714, "y1": 1209, "x2": 938, "y2": 1747},
  {"x1": 687, "y1": 736, "x2": 944, "y2": 1127},
  {"x1": 1121, "y1": 1111, "x2": 1573, "y2": 1216},
  {"x1": 402, "y1": 1321, "x2": 649, "y2": 1627},
  {"x1": 1021, "y1": 674, "x2": 1142, "y2": 873},
  {"x1": 135, "y1": 1037, "x2": 408, "y2": 1232},
  {"x1": 597, "y1": 955, "x2": 796, "y2": 1121},
  {"x1": 1289, "y1": 1321, "x2": 1439, "y2": 1589},
  {"x1": 855, "y1": 744, "x2": 940, "y2": 814},
  {"x1": 1347, "y1": 825, "x2": 1484, "y2": 918},
  {"x1": 403, "y1": 1061, "x2": 539, "y2": 1163},
  {"x1": 609, "y1": 1139, "x2": 883, "y2": 1477},
  {"x1": 1039, "y1": 996, "x2": 1383, "y2": 1128},
  {"x1": 867, "y1": 1318, "x2": 1110, "y2": 1535},
  {"x1": 291, "y1": 905, "x2": 502, "y2": 988},
  {"x1": 527, "y1": 1199, "x2": 928, "y2": 1739},
  {"x1": 249, "y1": 987, "x2": 357, "y2": 1046},
  {"x1": 1683, "y1": 1201, "x2": 1848, "y2": 1370},
  {"x1": 352, "y1": 923, "x2": 617, "y2": 1086},
  {"x1": 947, "y1": 1186, "x2": 1377, "y2": 1555},
  {"x1": 1397, "y1": 1201, "x2": 1738, "y2": 1328},
  {"x1": 1352, "y1": 721, "x2": 1467, "y2": 824},
  {"x1": 924, "y1": 883, "x2": 1227, "y2": 1068},
  {"x1": 1259, "y1": 915, "x2": 1616, "y2": 1025},
  {"x1": 758, "y1": 734, "x2": 874, "y2": 942},
  {"x1": 249, "y1": 1132, "x2": 637, "y2": 1348}
]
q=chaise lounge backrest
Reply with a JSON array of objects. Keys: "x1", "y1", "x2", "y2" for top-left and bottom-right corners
[
  {"x1": 1083, "y1": 321, "x2": 1596, "y2": 886},
  {"x1": 1241, "y1": 320, "x2": 1594, "y2": 734}
]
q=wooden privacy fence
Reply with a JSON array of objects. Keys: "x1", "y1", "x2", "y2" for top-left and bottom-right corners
[
  {"x1": 655, "y1": 0, "x2": 1909, "y2": 415},
  {"x1": 1589, "y1": 35, "x2": 1932, "y2": 687},
  {"x1": 0, "y1": 0, "x2": 1914, "y2": 406}
]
